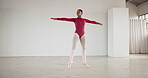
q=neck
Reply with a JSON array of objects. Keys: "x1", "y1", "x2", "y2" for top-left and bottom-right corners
[{"x1": 78, "y1": 16, "x2": 81, "y2": 18}]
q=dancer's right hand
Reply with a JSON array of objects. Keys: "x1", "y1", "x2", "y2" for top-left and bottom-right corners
[
  {"x1": 100, "y1": 23, "x2": 103, "y2": 25},
  {"x1": 51, "y1": 18, "x2": 57, "y2": 20}
]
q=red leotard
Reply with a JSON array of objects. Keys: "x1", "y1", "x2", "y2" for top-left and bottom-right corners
[{"x1": 56, "y1": 17, "x2": 101, "y2": 38}]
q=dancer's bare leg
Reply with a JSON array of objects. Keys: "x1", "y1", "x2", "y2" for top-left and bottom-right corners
[
  {"x1": 80, "y1": 34, "x2": 90, "y2": 68},
  {"x1": 68, "y1": 33, "x2": 79, "y2": 68}
]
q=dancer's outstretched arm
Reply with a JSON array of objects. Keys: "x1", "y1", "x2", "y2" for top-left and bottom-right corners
[
  {"x1": 51, "y1": 18, "x2": 76, "y2": 22},
  {"x1": 84, "y1": 19, "x2": 102, "y2": 25}
]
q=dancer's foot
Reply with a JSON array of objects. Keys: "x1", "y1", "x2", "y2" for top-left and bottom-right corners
[
  {"x1": 68, "y1": 63, "x2": 73, "y2": 68},
  {"x1": 83, "y1": 63, "x2": 90, "y2": 68}
]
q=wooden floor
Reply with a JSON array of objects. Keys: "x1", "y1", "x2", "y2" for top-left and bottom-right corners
[{"x1": 0, "y1": 54, "x2": 148, "y2": 78}]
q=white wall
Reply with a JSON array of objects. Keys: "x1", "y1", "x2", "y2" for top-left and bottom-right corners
[
  {"x1": 0, "y1": 0, "x2": 125, "y2": 56},
  {"x1": 126, "y1": 2, "x2": 138, "y2": 19},
  {"x1": 137, "y1": 1, "x2": 148, "y2": 16}
]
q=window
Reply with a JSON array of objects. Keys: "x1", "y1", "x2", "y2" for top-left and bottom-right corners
[
  {"x1": 146, "y1": 14, "x2": 148, "y2": 20},
  {"x1": 146, "y1": 22, "x2": 148, "y2": 33},
  {"x1": 139, "y1": 14, "x2": 148, "y2": 33},
  {"x1": 139, "y1": 14, "x2": 148, "y2": 20},
  {"x1": 146, "y1": 14, "x2": 148, "y2": 33}
]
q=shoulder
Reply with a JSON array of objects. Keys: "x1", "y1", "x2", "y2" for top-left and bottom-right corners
[
  {"x1": 82, "y1": 18, "x2": 89, "y2": 21},
  {"x1": 71, "y1": 18, "x2": 76, "y2": 19},
  {"x1": 71, "y1": 18, "x2": 77, "y2": 20}
]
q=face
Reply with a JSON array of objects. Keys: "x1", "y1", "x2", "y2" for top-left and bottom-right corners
[{"x1": 77, "y1": 10, "x2": 82, "y2": 17}]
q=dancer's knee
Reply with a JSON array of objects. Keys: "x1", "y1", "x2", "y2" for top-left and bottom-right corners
[{"x1": 82, "y1": 47, "x2": 86, "y2": 51}]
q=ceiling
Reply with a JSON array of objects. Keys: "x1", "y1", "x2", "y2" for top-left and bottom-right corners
[{"x1": 126, "y1": 0, "x2": 148, "y2": 6}]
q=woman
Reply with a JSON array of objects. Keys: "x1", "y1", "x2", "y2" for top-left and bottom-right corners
[{"x1": 51, "y1": 9, "x2": 102, "y2": 68}]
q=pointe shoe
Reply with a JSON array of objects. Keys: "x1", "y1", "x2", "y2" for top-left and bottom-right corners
[
  {"x1": 68, "y1": 61, "x2": 73, "y2": 68},
  {"x1": 83, "y1": 63, "x2": 90, "y2": 68},
  {"x1": 68, "y1": 63, "x2": 72, "y2": 68}
]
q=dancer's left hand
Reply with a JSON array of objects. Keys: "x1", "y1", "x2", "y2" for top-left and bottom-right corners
[{"x1": 100, "y1": 23, "x2": 103, "y2": 25}]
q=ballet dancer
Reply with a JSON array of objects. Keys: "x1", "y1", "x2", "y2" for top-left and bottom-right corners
[{"x1": 50, "y1": 9, "x2": 102, "y2": 68}]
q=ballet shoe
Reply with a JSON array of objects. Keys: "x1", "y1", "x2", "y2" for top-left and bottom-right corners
[
  {"x1": 83, "y1": 63, "x2": 90, "y2": 68},
  {"x1": 68, "y1": 63, "x2": 73, "y2": 68}
]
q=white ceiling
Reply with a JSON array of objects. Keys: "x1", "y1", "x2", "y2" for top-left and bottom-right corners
[{"x1": 126, "y1": 0, "x2": 148, "y2": 6}]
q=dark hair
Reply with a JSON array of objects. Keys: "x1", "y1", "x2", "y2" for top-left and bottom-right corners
[{"x1": 78, "y1": 9, "x2": 83, "y2": 14}]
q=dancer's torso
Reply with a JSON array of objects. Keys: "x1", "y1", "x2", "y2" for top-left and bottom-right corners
[{"x1": 74, "y1": 18, "x2": 85, "y2": 38}]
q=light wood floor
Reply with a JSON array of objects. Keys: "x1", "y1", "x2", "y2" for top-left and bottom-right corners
[{"x1": 0, "y1": 54, "x2": 148, "y2": 78}]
